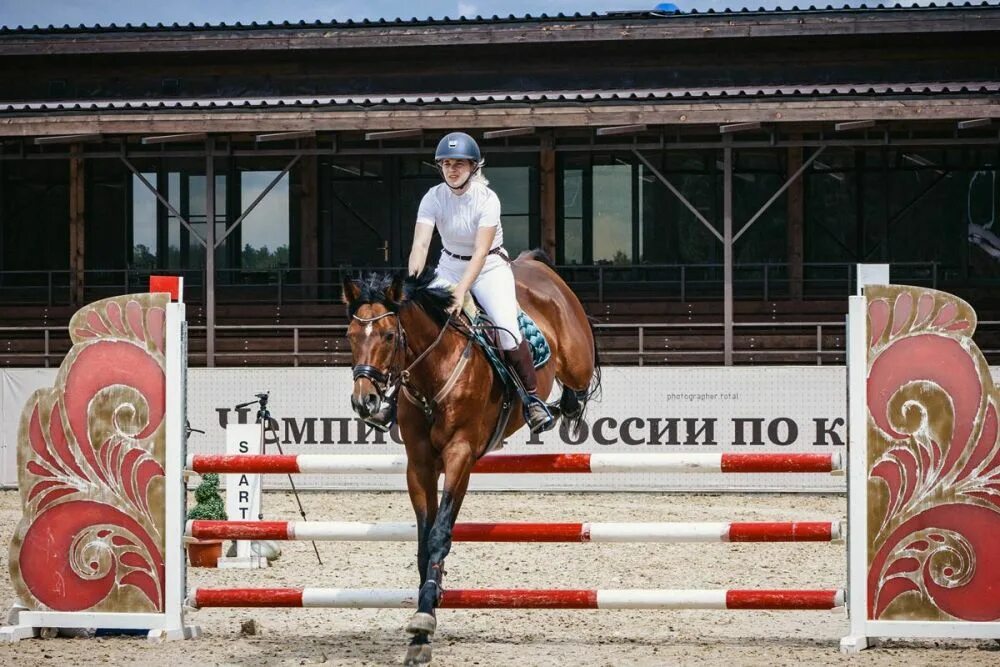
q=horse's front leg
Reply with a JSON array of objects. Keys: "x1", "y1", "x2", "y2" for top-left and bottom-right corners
[
  {"x1": 417, "y1": 516, "x2": 431, "y2": 589},
  {"x1": 405, "y1": 456, "x2": 438, "y2": 665},
  {"x1": 406, "y1": 442, "x2": 474, "y2": 638}
]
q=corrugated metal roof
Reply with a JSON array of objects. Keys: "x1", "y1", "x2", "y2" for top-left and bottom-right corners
[
  {"x1": 2, "y1": 2, "x2": 999, "y2": 35},
  {"x1": 3, "y1": 82, "x2": 996, "y2": 113}
]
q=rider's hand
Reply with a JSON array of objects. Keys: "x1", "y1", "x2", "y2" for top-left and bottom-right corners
[{"x1": 448, "y1": 288, "x2": 467, "y2": 316}]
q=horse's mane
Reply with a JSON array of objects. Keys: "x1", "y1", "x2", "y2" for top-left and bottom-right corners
[
  {"x1": 343, "y1": 267, "x2": 452, "y2": 326},
  {"x1": 402, "y1": 267, "x2": 453, "y2": 326}
]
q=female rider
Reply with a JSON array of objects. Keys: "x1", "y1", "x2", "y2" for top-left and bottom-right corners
[{"x1": 407, "y1": 131, "x2": 555, "y2": 433}]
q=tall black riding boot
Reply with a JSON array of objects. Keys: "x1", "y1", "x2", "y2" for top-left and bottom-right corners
[{"x1": 504, "y1": 340, "x2": 555, "y2": 433}]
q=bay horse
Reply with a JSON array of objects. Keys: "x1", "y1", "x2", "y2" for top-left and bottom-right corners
[{"x1": 342, "y1": 249, "x2": 601, "y2": 665}]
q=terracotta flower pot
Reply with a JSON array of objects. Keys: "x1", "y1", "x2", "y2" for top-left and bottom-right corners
[{"x1": 187, "y1": 538, "x2": 224, "y2": 567}]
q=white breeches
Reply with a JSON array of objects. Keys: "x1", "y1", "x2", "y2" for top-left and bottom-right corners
[{"x1": 436, "y1": 252, "x2": 522, "y2": 350}]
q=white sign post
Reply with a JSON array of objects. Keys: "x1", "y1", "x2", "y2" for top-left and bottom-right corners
[{"x1": 218, "y1": 423, "x2": 266, "y2": 569}]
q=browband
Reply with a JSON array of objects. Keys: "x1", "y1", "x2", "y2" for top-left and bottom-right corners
[{"x1": 352, "y1": 311, "x2": 397, "y2": 323}]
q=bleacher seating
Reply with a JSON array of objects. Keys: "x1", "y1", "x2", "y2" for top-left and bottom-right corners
[{"x1": 3, "y1": 295, "x2": 999, "y2": 368}]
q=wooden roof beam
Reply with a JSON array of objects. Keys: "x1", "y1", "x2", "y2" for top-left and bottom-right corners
[
  {"x1": 365, "y1": 129, "x2": 422, "y2": 140},
  {"x1": 595, "y1": 124, "x2": 647, "y2": 137},
  {"x1": 141, "y1": 132, "x2": 208, "y2": 145},
  {"x1": 256, "y1": 130, "x2": 317, "y2": 143},
  {"x1": 957, "y1": 118, "x2": 992, "y2": 130},
  {"x1": 834, "y1": 120, "x2": 877, "y2": 132},
  {"x1": 34, "y1": 133, "x2": 103, "y2": 145},
  {"x1": 7, "y1": 99, "x2": 1000, "y2": 137},
  {"x1": 719, "y1": 122, "x2": 761, "y2": 134},
  {"x1": 901, "y1": 152, "x2": 939, "y2": 168},
  {"x1": 482, "y1": 127, "x2": 535, "y2": 139},
  {"x1": 6, "y1": 15, "x2": 1000, "y2": 57}
]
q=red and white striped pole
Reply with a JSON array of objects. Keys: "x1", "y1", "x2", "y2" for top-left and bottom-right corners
[
  {"x1": 186, "y1": 520, "x2": 842, "y2": 543},
  {"x1": 187, "y1": 452, "x2": 843, "y2": 475},
  {"x1": 189, "y1": 587, "x2": 846, "y2": 611}
]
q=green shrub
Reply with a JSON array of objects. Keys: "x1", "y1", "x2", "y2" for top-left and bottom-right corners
[{"x1": 187, "y1": 473, "x2": 227, "y2": 521}]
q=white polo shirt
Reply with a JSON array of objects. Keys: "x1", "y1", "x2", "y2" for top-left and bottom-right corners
[{"x1": 416, "y1": 182, "x2": 505, "y2": 258}]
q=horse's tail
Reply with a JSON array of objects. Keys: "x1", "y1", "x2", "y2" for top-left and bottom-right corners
[
  {"x1": 559, "y1": 314, "x2": 602, "y2": 437},
  {"x1": 585, "y1": 314, "x2": 603, "y2": 404},
  {"x1": 555, "y1": 313, "x2": 603, "y2": 441}
]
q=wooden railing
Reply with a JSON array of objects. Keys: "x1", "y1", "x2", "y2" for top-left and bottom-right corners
[
  {"x1": 10, "y1": 318, "x2": 997, "y2": 368},
  {"x1": 0, "y1": 261, "x2": 942, "y2": 306}
]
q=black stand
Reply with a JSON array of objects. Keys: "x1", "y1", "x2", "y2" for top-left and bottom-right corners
[{"x1": 234, "y1": 392, "x2": 322, "y2": 565}]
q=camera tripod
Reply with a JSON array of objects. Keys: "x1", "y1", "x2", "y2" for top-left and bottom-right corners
[{"x1": 234, "y1": 391, "x2": 322, "y2": 565}]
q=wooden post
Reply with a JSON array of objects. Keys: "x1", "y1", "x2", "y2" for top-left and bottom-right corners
[
  {"x1": 205, "y1": 138, "x2": 216, "y2": 367},
  {"x1": 723, "y1": 143, "x2": 733, "y2": 366},
  {"x1": 787, "y1": 140, "x2": 805, "y2": 300},
  {"x1": 539, "y1": 132, "x2": 557, "y2": 260},
  {"x1": 298, "y1": 140, "x2": 319, "y2": 300},
  {"x1": 69, "y1": 144, "x2": 85, "y2": 306}
]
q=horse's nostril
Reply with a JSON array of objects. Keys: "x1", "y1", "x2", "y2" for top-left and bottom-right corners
[{"x1": 364, "y1": 394, "x2": 380, "y2": 412}]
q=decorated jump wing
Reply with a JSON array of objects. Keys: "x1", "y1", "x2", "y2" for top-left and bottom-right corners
[
  {"x1": 865, "y1": 285, "x2": 1000, "y2": 622},
  {"x1": 8, "y1": 293, "x2": 170, "y2": 613}
]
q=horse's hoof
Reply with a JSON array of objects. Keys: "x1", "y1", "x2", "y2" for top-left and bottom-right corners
[
  {"x1": 404, "y1": 643, "x2": 433, "y2": 665},
  {"x1": 406, "y1": 612, "x2": 437, "y2": 635}
]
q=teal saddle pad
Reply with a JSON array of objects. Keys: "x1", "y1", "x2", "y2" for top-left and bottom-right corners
[{"x1": 471, "y1": 310, "x2": 551, "y2": 387}]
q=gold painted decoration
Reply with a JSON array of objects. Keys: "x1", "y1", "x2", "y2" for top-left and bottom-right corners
[
  {"x1": 866, "y1": 285, "x2": 1000, "y2": 621},
  {"x1": 8, "y1": 294, "x2": 170, "y2": 613}
]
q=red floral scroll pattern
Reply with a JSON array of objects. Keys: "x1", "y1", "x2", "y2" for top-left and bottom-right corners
[
  {"x1": 8, "y1": 294, "x2": 170, "y2": 613},
  {"x1": 866, "y1": 285, "x2": 1000, "y2": 622}
]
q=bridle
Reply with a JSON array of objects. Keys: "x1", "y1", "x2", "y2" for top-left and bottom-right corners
[
  {"x1": 350, "y1": 308, "x2": 463, "y2": 422},
  {"x1": 350, "y1": 310, "x2": 406, "y2": 403}
]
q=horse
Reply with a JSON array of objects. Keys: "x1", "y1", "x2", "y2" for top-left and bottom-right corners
[{"x1": 342, "y1": 249, "x2": 601, "y2": 665}]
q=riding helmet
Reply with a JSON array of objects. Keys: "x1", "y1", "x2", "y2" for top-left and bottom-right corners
[{"x1": 434, "y1": 132, "x2": 481, "y2": 163}]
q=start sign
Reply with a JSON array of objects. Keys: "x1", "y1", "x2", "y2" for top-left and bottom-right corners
[{"x1": 219, "y1": 423, "x2": 265, "y2": 568}]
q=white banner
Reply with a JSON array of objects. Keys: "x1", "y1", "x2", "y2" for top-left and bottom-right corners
[
  {"x1": 0, "y1": 365, "x2": 884, "y2": 492},
  {"x1": 189, "y1": 366, "x2": 850, "y2": 492}
]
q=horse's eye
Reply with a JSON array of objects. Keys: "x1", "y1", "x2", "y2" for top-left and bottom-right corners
[{"x1": 384, "y1": 331, "x2": 396, "y2": 341}]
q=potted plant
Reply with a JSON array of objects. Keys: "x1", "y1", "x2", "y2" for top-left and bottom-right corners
[{"x1": 186, "y1": 473, "x2": 226, "y2": 567}]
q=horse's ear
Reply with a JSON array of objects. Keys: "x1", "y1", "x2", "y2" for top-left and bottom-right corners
[
  {"x1": 387, "y1": 274, "x2": 405, "y2": 304},
  {"x1": 341, "y1": 277, "x2": 361, "y2": 305}
]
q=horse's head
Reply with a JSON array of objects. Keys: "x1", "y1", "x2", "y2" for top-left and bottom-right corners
[{"x1": 342, "y1": 273, "x2": 406, "y2": 431}]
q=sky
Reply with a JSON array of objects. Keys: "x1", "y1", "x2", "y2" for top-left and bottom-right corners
[{"x1": 0, "y1": 0, "x2": 946, "y2": 28}]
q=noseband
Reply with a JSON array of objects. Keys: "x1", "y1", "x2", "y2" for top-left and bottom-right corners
[{"x1": 351, "y1": 310, "x2": 405, "y2": 401}]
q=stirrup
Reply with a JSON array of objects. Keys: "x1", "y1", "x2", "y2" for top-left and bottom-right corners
[{"x1": 524, "y1": 396, "x2": 556, "y2": 433}]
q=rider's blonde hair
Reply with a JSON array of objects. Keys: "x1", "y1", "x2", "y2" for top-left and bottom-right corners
[{"x1": 472, "y1": 161, "x2": 489, "y2": 186}]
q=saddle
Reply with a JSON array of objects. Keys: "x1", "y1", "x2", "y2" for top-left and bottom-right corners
[
  {"x1": 456, "y1": 292, "x2": 550, "y2": 366},
  {"x1": 469, "y1": 310, "x2": 551, "y2": 370}
]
